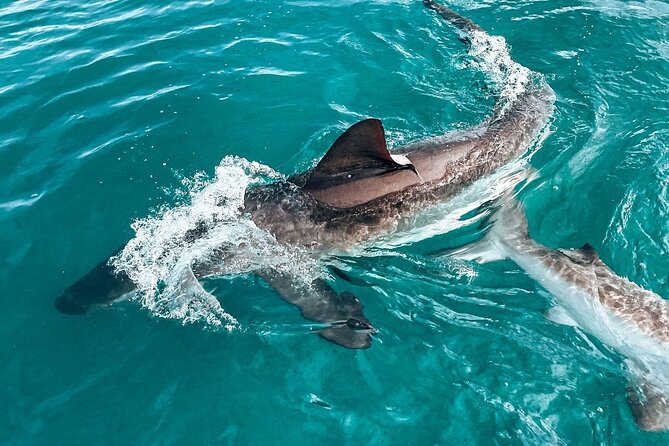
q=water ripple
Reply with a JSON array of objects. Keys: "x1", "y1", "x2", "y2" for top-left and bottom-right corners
[{"x1": 1, "y1": 0, "x2": 668, "y2": 444}]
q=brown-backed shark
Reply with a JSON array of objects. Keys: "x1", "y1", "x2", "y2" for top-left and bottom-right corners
[
  {"x1": 480, "y1": 199, "x2": 669, "y2": 431},
  {"x1": 54, "y1": 0, "x2": 555, "y2": 349}
]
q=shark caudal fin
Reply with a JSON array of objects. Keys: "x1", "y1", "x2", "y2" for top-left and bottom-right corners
[
  {"x1": 489, "y1": 197, "x2": 530, "y2": 243},
  {"x1": 55, "y1": 254, "x2": 136, "y2": 314},
  {"x1": 442, "y1": 197, "x2": 530, "y2": 263},
  {"x1": 422, "y1": 0, "x2": 483, "y2": 34},
  {"x1": 629, "y1": 379, "x2": 669, "y2": 432}
]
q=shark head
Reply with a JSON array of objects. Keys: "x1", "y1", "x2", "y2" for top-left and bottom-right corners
[{"x1": 55, "y1": 259, "x2": 135, "y2": 315}]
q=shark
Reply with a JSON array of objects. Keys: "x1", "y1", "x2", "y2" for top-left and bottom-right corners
[
  {"x1": 475, "y1": 199, "x2": 669, "y2": 431},
  {"x1": 54, "y1": 0, "x2": 555, "y2": 349}
]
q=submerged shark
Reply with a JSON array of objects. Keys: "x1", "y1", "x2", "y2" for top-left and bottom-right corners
[
  {"x1": 55, "y1": 1, "x2": 555, "y2": 349},
  {"x1": 479, "y1": 199, "x2": 669, "y2": 431}
]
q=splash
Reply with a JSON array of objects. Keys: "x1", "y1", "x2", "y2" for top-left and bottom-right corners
[
  {"x1": 111, "y1": 156, "x2": 322, "y2": 329},
  {"x1": 467, "y1": 28, "x2": 536, "y2": 115}
]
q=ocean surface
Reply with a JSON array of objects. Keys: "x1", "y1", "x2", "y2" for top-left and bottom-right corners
[{"x1": 2, "y1": 0, "x2": 669, "y2": 444}]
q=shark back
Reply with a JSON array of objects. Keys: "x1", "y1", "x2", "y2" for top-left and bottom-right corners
[
  {"x1": 245, "y1": 1, "x2": 555, "y2": 247},
  {"x1": 594, "y1": 261, "x2": 669, "y2": 345}
]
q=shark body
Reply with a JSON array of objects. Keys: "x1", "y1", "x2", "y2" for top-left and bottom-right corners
[
  {"x1": 488, "y1": 200, "x2": 669, "y2": 431},
  {"x1": 55, "y1": 1, "x2": 554, "y2": 349}
]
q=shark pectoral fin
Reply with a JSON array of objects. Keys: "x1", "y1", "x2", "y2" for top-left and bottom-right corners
[
  {"x1": 259, "y1": 270, "x2": 375, "y2": 349},
  {"x1": 544, "y1": 305, "x2": 577, "y2": 327},
  {"x1": 628, "y1": 379, "x2": 669, "y2": 432},
  {"x1": 319, "y1": 322, "x2": 373, "y2": 350},
  {"x1": 176, "y1": 266, "x2": 220, "y2": 310},
  {"x1": 318, "y1": 291, "x2": 375, "y2": 349}
]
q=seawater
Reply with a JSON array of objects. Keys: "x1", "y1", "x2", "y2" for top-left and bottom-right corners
[{"x1": 1, "y1": 0, "x2": 668, "y2": 444}]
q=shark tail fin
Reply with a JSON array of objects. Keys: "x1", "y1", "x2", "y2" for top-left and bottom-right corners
[
  {"x1": 628, "y1": 379, "x2": 669, "y2": 432},
  {"x1": 461, "y1": 198, "x2": 529, "y2": 263},
  {"x1": 436, "y1": 195, "x2": 531, "y2": 264},
  {"x1": 422, "y1": 0, "x2": 483, "y2": 34},
  {"x1": 489, "y1": 197, "x2": 530, "y2": 244},
  {"x1": 440, "y1": 232, "x2": 506, "y2": 263}
]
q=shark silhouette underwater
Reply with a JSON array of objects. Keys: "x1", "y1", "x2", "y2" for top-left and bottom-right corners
[
  {"x1": 455, "y1": 199, "x2": 669, "y2": 432},
  {"x1": 54, "y1": 0, "x2": 555, "y2": 349}
]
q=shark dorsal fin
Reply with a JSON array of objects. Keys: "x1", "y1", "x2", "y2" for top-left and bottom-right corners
[
  {"x1": 579, "y1": 243, "x2": 598, "y2": 261},
  {"x1": 313, "y1": 119, "x2": 392, "y2": 174},
  {"x1": 304, "y1": 119, "x2": 417, "y2": 192},
  {"x1": 558, "y1": 243, "x2": 599, "y2": 265}
]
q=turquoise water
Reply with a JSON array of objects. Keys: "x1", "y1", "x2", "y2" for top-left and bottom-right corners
[{"x1": 2, "y1": 0, "x2": 669, "y2": 444}]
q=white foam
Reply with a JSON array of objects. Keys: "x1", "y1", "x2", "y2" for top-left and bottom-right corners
[
  {"x1": 111, "y1": 156, "x2": 323, "y2": 329},
  {"x1": 467, "y1": 29, "x2": 535, "y2": 116}
]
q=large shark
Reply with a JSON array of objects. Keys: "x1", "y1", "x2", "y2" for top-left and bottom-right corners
[
  {"x1": 55, "y1": 1, "x2": 555, "y2": 349},
  {"x1": 479, "y1": 199, "x2": 669, "y2": 431}
]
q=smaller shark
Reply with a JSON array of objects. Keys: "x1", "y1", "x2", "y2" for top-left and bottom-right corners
[{"x1": 472, "y1": 199, "x2": 669, "y2": 431}]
